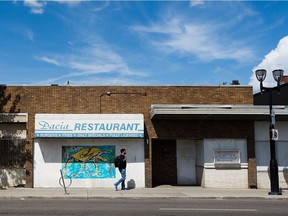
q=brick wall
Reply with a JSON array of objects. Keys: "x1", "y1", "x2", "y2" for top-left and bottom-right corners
[{"x1": 1, "y1": 85, "x2": 254, "y2": 187}]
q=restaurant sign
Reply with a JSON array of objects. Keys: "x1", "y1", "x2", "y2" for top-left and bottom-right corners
[{"x1": 35, "y1": 114, "x2": 144, "y2": 138}]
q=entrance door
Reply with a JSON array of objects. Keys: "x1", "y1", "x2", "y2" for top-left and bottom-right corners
[
  {"x1": 152, "y1": 139, "x2": 177, "y2": 186},
  {"x1": 177, "y1": 140, "x2": 197, "y2": 185}
]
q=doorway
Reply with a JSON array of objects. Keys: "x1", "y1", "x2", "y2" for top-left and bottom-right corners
[{"x1": 152, "y1": 139, "x2": 177, "y2": 186}]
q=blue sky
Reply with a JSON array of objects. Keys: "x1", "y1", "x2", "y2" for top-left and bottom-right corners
[{"x1": 1, "y1": 1, "x2": 288, "y2": 92}]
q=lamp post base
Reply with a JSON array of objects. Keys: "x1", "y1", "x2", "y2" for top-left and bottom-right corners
[
  {"x1": 268, "y1": 191, "x2": 282, "y2": 195},
  {"x1": 269, "y1": 158, "x2": 281, "y2": 195}
]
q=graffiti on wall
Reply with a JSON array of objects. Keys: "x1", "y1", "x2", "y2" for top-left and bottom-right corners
[{"x1": 62, "y1": 146, "x2": 115, "y2": 179}]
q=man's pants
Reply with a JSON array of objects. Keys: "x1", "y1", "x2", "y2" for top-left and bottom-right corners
[{"x1": 115, "y1": 168, "x2": 126, "y2": 190}]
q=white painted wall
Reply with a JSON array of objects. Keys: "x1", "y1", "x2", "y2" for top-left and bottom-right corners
[
  {"x1": 33, "y1": 138, "x2": 145, "y2": 188},
  {"x1": 196, "y1": 140, "x2": 204, "y2": 186},
  {"x1": 176, "y1": 140, "x2": 196, "y2": 185},
  {"x1": 204, "y1": 139, "x2": 247, "y2": 165},
  {"x1": 203, "y1": 139, "x2": 248, "y2": 188},
  {"x1": 255, "y1": 121, "x2": 288, "y2": 189}
]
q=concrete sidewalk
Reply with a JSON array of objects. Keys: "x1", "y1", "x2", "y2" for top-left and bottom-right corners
[{"x1": 1, "y1": 186, "x2": 288, "y2": 200}]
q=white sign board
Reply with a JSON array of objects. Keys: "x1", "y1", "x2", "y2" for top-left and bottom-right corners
[
  {"x1": 35, "y1": 114, "x2": 144, "y2": 138},
  {"x1": 214, "y1": 150, "x2": 241, "y2": 168},
  {"x1": 214, "y1": 150, "x2": 240, "y2": 164},
  {"x1": 272, "y1": 129, "x2": 279, "y2": 141}
]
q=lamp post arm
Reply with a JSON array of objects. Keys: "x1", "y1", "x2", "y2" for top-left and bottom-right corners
[
  {"x1": 108, "y1": 92, "x2": 147, "y2": 96},
  {"x1": 260, "y1": 85, "x2": 280, "y2": 95}
]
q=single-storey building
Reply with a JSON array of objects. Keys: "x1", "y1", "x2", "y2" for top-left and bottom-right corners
[{"x1": 0, "y1": 85, "x2": 287, "y2": 189}]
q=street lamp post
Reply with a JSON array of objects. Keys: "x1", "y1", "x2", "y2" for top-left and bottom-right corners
[
  {"x1": 99, "y1": 91, "x2": 147, "y2": 114},
  {"x1": 255, "y1": 69, "x2": 284, "y2": 195}
]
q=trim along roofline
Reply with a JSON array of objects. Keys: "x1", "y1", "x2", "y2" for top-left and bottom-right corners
[{"x1": 151, "y1": 104, "x2": 288, "y2": 121}]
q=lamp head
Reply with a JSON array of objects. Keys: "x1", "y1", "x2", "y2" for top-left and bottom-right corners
[
  {"x1": 255, "y1": 69, "x2": 267, "y2": 82},
  {"x1": 272, "y1": 69, "x2": 284, "y2": 82},
  {"x1": 100, "y1": 92, "x2": 111, "y2": 97}
]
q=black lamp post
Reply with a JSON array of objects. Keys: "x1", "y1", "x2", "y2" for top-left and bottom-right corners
[
  {"x1": 99, "y1": 91, "x2": 147, "y2": 113},
  {"x1": 255, "y1": 69, "x2": 284, "y2": 195}
]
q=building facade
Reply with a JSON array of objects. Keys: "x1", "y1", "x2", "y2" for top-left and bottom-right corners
[{"x1": 1, "y1": 85, "x2": 286, "y2": 189}]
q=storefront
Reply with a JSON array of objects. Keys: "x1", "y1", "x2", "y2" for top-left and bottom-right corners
[
  {"x1": 150, "y1": 104, "x2": 288, "y2": 189},
  {"x1": 3, "y1": 85, "x2": 287, "y2": 189},
  {"x1": 33, "y1": 114, "x2": 145, "y2": 188},
  {"x1": 0, "y1": 113, "x2": 27, "y2": 187}
]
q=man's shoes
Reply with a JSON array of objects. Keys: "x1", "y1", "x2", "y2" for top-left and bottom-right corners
[
  {"x1": 121, "y1": 188, "x2": 128, "y2": 191},
  {"x1": 114, "y1": 183, "x2": 118, "y2": 191}
]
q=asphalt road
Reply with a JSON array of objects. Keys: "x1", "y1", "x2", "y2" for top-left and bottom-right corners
[{"x1": 0, "y1": 198, "x2": 287, "y2": 216}]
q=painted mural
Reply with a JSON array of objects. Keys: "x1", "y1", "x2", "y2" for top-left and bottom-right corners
[{"x1": 62, "y1": 146, "x2": 115, "y2": 179}]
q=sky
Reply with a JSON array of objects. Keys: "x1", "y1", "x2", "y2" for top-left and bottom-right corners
[{"x1": 1, "y1": 1, "x2": 288, "y2": 92}]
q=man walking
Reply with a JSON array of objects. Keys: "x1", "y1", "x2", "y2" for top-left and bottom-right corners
[{"x1": 114, "y1": 148, "x2": 127, "y2": 191}]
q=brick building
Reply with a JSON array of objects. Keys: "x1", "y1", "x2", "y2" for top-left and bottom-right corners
[{"x1": 1, "y1": 85, "x2": 287, "y2": 189}]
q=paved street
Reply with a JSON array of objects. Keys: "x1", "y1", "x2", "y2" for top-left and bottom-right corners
[
  {"x1": 1, "y1": 186, "x2": 288, "y2": 215},
  {"x1": 0, "y1": 198, "x2": 288, "y2": 216}
]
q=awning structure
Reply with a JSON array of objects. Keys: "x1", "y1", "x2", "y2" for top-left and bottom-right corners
[
  {"x1": 0, "y1": 113, "x2": 28, "y2": 123},
  {"x1": 151, "y1": 105, "x2": 288, "y2": 121}
]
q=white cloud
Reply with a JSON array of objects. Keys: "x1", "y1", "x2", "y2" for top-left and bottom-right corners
[
  {"x1": 132, "y1": 18, "x2": 254, "y2": 63},
  {"x1": 24, "y1": 0, "x2": 47, "y2": 14},
  {"x1": 36, "y1": 56, "x2": 61, "y2": 66},
  {"x1": 10, "y1": 26, "x2": 35, "y2": 41},
  {"x1": 90, "y1": 1, "x2": 110, "y2": 12},
  {"x1": 25, "y1": 29, "x2": 34, "y2": 41},
  {"x1": 54, "y1": 0, "x2": 82, "y2": 6},
  {"x1": 212, "y1": 66, "x2": 224, "y2": 74},
  {"x1": 132, "y1": 18, "x2": 183, "y2": 34},
  {"x1": 36, "y1": 37, "x2": 148, "y2": 85},
  {"x1": 190, "y1": 0, "x2": 205, "y2": 7},
  {"x1": 23, "y1": 0, "x2": 82, "y2": 14},
  {"x1": 66, "y1": 43, "x2": 135, "y2": 77},
  {"x1": 249, "y1": 36, "x2": 288, "y2": 93}
]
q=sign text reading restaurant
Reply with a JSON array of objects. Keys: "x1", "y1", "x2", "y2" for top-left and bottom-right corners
[{"x1": 35, "y1": 114, "x2": 144, "y2": 138}]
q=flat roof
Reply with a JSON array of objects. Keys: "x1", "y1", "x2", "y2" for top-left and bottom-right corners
[
  {"x1": 151, "y1": 104, "x2": 288, "y2": 121},
  {"x1": 1, "y1": 84, "x2": 252, "y2": 87}
]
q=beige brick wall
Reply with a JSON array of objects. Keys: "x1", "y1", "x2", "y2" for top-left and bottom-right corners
[
  {"x1": 204, "y1": 169, "x2": 249, "y2": 188},
  {"x1": 257, "y1": 171, "x2": 288, "y2": 189}
]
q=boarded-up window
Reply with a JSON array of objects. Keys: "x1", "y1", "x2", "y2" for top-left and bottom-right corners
[{"x1": 0, "y1": 139, "x2": 26, "y2": 168}]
